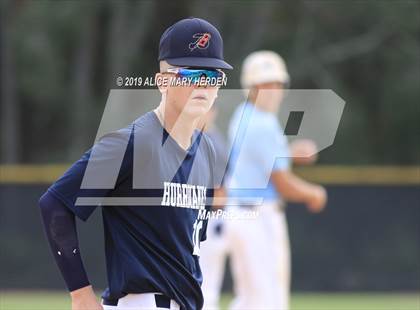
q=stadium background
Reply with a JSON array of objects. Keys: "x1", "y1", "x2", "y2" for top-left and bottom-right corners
[{"x1": 0, "y1": 1, "x2": 419, "y2": 309}]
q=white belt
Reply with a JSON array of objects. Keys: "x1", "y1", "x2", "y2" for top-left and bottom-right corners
[{"x1": 102, "y1": 293, "x2": 180, "y2": 310}]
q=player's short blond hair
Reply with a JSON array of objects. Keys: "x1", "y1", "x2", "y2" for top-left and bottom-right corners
[{"x1": 159, "y1": 60, "x2": 171, "y2": 73}]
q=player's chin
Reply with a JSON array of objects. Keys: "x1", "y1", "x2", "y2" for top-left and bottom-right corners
[{"x1": 185, "y1": 100, "x2": 212, "y2": 116}]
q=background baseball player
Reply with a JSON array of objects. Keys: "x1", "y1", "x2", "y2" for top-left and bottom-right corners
[
  {"x1": 224, "y1": 51, "x2": 327, "y2": 309},
  {"x1": 39, "y1": 17, "x2": 232, "y2": 310}
]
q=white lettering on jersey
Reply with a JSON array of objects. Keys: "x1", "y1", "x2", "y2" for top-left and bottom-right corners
[{"x1": 160, "y1": 182, "x2": 207, "y2": 209}]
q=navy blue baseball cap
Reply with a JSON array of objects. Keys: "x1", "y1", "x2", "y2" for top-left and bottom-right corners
[{"x1": 158, "y1": 17, "x2": 233, "y2": 70}]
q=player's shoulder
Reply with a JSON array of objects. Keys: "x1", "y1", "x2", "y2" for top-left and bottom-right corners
[
  {"x1": 94, "y1": 111, "x2": 158, "y2": 152},
  {"x1": 132, "y1": 111, "x2": 159, "y2": 134},
  {"x1": 231, "y1": 102, "x2": 277, "y2": 132},
  {"x1": 252, "y1": 111, "x2": 281, "y2": 138},
  {"x1": 96, "y1": 125, "x2": 133, "y2": 149},
  {"x1": 122, "y1": 111, "x2": 160, "y2": 143}
]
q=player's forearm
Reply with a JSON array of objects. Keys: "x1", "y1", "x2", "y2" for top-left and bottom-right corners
[
  {"x1": 290, "y1": 139, "x2": 318, "y2": 165},
  {"x1": 39, "y1": 192, "x2": 90, "y2": 292},
  {"x1": 271, "y1": 170, "x2": 316, "y2": 203},
  {"x1": 212, "y1": 187, "x2": 226, "y2": 209}
]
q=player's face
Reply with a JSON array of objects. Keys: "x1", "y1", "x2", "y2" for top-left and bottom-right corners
[
  {"x1": 254, "y1": 82, "x2": 284, "y2": 113},
  {"x1": 168, "y1": 84, "x2": 218, "y2": 117},
  {"x1": 162, "y1": 68, "x2": 222, "y2": 118}
]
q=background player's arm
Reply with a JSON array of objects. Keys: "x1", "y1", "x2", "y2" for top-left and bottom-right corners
[
  {"x1": 39, "y1": 193, "x2": 103, "y2": 310},
  {"x1": 212, "y1": 187, "x2": 226, "y2": 209},
  {"x1": 254, "y1": 125, "x2": 326, "y2": 212},
  {"x1": 290, "y1": 139, "x2": 318, "y2": 165},
  {"x1": 271, "y1": 170, "x2": 326, "y2": 213}
]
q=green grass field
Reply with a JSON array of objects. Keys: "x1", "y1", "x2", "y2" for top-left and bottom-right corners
[{"x1": 0, "y1": 292, "x2": 419, "y2": 310}]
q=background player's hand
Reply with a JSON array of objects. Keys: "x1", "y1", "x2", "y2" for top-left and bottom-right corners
[
  {"x1": 70, "y1": 286, "x2": 103, "y2": 310},
  {"x1": 290, "y1": 139, "x2": 318, "y2": 165},
  {"x1": 306, "y1": 185, "x2": 327, "y2": 213},
  {"x1": 213, "y1": 187, "x2": 227, "y2": 209}
]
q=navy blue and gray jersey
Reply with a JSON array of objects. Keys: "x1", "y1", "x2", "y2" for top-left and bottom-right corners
[
  {"x1": 47, "y1": 111, "x2": 215, "y2": 310},
  {"x1": 206, "y1": 127, "x2": 228, "y2": 189}
]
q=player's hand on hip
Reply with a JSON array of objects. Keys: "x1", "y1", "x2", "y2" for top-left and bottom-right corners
[
  {"x1": 70, "y1": 285, "x2": 103, "y2": 310},
  {"x1": 306, "y1": 185, "x2": 327, "y2": 213}
]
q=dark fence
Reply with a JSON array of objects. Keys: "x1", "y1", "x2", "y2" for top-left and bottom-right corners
[{"x1": 0, "y1": 182, "x2": 419, "y2": 291}]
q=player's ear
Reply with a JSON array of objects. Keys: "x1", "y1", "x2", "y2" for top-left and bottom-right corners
[{"x1": 156, "y1": 73, "x2": 168, "y2": 94}]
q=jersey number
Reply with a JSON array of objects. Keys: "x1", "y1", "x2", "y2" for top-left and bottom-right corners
[{"x1": 192, "y1": 219, "x2": 203, "y2": 256}]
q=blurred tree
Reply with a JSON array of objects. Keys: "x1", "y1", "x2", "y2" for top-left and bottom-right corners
[
  {"x1": 1, "y1": 0, "x2": 21, "y2": 163},
  {"x1": 71, "y1": 5, "x2": 97, "y2": 156},
  {"x1": 0, "y1": 0, "x2": 418, "y2": 164}
]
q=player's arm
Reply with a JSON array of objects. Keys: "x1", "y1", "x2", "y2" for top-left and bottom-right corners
[
  {"x1": 254, "y1": 122, "x2": 326, "y2": 212},
  {"x1": 271, "y1": 170, "x2": 326, "y2": 213},
  {"x1": 212, "y1": 187, "x2": 226, "y2": 209},
  {"x1": 39, "y1": 192, "x2": 103, "y2": 310},
  {"x1": 290, "y1": 139, "x2": 318, "y2": 165},
  {"x1": 39, "y1": 129, "x2": 131, "y2": 309}
]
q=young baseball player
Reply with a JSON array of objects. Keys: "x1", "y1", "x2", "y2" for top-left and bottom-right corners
[
  {"x1": 225, "y1": 51, "x2": 327, "y2": 310},
  {"x1": 39, "y1": 17, "x2": 232, "y2": 310}
]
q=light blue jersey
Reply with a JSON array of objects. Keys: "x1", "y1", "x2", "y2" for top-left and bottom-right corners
[{"x1": 227, "y1": 102, "x2": 290, "y2": 204}]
